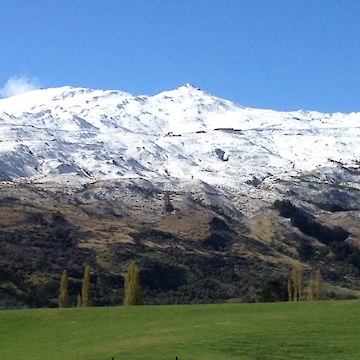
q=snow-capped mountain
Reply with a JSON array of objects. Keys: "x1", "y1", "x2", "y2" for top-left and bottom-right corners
[
  {"x1": 0, "y1": 84, "x2": 359, "y2": 194},
  {"x1": 2, "y1": 85, "x2": 360, "y2": 308}
]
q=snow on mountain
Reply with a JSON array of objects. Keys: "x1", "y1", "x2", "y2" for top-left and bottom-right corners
[{"x1": 0, "y1": 84, "x2": 360, "y2": 194}]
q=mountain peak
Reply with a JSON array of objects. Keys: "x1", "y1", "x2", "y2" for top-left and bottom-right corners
[{"x1": 177, "y1": 83, "x2": 200, "y2": 91}]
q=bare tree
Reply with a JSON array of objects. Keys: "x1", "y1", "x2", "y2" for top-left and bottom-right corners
[
  {"x1": 307, "y1": 269, "x2": 325, "y2": 300},
  {"x1": 288, "y1": 264, "x2": 304, "y2": 301}
]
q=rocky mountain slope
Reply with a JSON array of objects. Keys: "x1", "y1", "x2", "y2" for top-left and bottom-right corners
[
  {"x1": 0, "y1": 85, "x2": 360, "y2": 308},
  {"x1": 1, "y1": 84, "x2": 360, "y2": 188}
]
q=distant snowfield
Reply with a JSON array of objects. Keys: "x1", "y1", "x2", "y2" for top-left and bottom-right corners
[{"x1": 0, "y1": 84, "x2": 359, "y2": 192}]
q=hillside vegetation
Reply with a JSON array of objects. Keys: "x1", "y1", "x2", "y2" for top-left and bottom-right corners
[
  {"x1": 1, "y1": 180, "x2": 360, "y2": 308},
  {"x1": 1, "y1": 301, "x2": 360, "y2": 360}
]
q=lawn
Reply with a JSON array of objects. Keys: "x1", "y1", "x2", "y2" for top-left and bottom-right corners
[{"x1": 1, "y1": 300, "x2": 359, "y2": 360}]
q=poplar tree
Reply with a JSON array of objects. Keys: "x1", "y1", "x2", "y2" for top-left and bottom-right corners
[
  {"x1": 307, "y1": 269, "x2": 325, "y2": 301},
  {"x1": 123, "y1": 261, "x2": 143, "y2": 306},
  {"x1": 313, "y1": 268, "x2": 325, "y2": 300},
  {"x1": 288, "y1": 264, "x2": 304, "y2": 301},
  {"x1": 59, "y1": 270, "x2": 70, "y2": 308},
  {"x1": 306, "y1": 281, "x2": 314, "y2": 301},
  {"x1": 81, "y1": 265, "x2": 93, "y2": 307}
]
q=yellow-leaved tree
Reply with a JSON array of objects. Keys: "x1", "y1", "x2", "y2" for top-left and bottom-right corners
[
  {"x1": 59, "y1": 269, "x2": 70, "y2": 308},
  {"x1": 123, "y1": 261, "x2": 143, "y2": 306},
  {"x1": 81, "y1": 265, "x2": 93, "y2": 307}
]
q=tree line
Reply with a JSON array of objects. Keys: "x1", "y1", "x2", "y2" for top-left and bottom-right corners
[
  {"x1": 59, "y1": 260, "x2": 325, "y2": 308},
  {"x1": 59, "y1": 261, "x2": 143, "y2": 308},
  {"x1": 287, "y1": 264, "x2": 325, "y2": 302}
]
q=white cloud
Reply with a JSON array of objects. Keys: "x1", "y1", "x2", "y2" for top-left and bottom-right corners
[{"x1": 0, "y1": 75, "x2": 40, "y2": 98}]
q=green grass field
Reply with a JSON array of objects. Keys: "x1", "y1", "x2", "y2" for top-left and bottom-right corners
[{"x1": 1, "y1": 301, "x2": 360, "y2": 360}]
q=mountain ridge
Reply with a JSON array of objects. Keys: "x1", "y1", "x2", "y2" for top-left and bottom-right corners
[{"x1": 0, "y1": 84, "x2": 359, "y2": 189}]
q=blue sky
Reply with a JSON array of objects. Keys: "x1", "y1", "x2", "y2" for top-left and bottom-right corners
[{"x1": 1, "y1": 0, "x2": 360, "y2": 112}]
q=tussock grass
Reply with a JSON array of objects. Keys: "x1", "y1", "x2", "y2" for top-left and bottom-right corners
[
  {"x1": 1, "y1": 300, "x2": 360, "y2": 359},
  {"x1": 156, "y1": 210, "x2": 212, "y2": 240}
]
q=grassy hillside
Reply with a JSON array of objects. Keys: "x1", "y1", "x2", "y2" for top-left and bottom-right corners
[{"x1": 1, "y1": 301, "x2": 360, "y2": 359}]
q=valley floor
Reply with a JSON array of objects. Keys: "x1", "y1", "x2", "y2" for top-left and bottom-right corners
[{"x1": 1, "y1": 300, "x2": 360, "y2": 360}]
